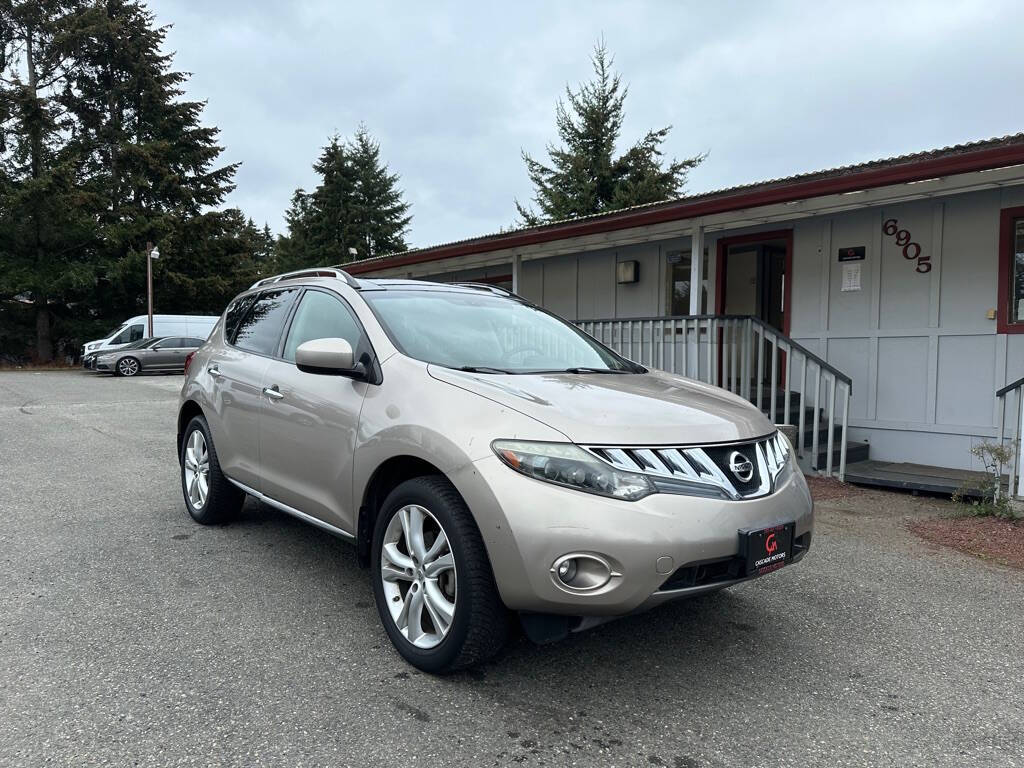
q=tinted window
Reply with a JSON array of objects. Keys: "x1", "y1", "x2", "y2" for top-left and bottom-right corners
[
  {"x1": 225, "y1": 295, "x2": 256, "y2": 342},
  {"x1": 283, "y1": 290, "x2": 364, "y2": 362},
  {"x1": 233, "y1": 289, "x2": 298, "y2": 356},
  {"x1": 160, "y1": 337, "x2": 186, "y2": 348},
  {"x1": 182, "y1": 338, "x2": 204, "y2": 347}
]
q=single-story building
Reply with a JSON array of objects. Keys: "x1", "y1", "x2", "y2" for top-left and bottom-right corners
[{"x1": 347, "y1": 134, "x2": 1024, "y2": 496}]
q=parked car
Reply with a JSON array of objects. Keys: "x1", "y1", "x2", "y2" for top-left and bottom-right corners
[
  {"x1": 176, "y1": 268, "x2": 813, "y2": 673},
  {"x1": 97, "y1": 336, "x2": 205, "y2": 376},
  {"x1": 82, "y1": 314, "x2": 217, "y2": 367}
]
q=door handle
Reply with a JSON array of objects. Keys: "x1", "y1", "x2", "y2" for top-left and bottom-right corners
[
  {"x1": 263, "y1": 386, "x2": 284, "y2": 401},
  {"x1": 207, "y1": 366, "x2": 222, "y2": 379}
]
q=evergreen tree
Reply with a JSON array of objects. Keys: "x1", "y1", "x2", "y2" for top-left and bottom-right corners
[
  {"x1": 0, "y1": 0, "x2": 95, "y2": 361},
  {"x1": 1, "y1": 0, "x2": 242, "y2": 359},
  {"x1": 348, "y1": 125, "x2": 410, "y2": 260},
  {"x1": 516, "y1": 40, "x2": 705, "y2": 226},
  {"x1": 277, "y1": 127, "x2": 411, "y2": 270},
  {"x1": 308, "y1": 135, "x2": 358, "y2": 263},
  {"x1": 67, "y1": 0, "x2": 238, "y2": 313},
  {"x1": 275, "y1": 188, "x2": 314, "y2": 272}
]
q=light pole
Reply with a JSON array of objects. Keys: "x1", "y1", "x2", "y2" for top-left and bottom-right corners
[{"x1": 146, "y1": 242, "x2": 160, "y2": 337}]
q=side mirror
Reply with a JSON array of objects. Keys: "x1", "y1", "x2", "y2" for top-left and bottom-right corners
[{"x1": 295, "y1": 338, "x2": 361, "y2": 377}]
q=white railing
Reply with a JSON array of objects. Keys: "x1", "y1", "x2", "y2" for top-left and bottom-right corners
[
  {"x1": 576, "y1": 315, "x2": 854, "y2": 481},
  {"x1": 996, "y1": 375, "x2": 1024, "y2": 501}
]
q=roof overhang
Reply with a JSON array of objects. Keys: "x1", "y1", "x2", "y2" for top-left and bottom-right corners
[{"x1": 349, "y1": 137, "x2": 1024, "y2": 277}]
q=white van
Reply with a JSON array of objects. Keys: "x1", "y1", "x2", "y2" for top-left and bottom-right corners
[{"x1": 82, "y1": 314, "x2": 219, "y2": 368}]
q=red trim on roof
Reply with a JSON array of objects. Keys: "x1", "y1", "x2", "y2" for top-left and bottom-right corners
[{"x1": 348, "y1": 141, "x2": 1024, "y2": 275}]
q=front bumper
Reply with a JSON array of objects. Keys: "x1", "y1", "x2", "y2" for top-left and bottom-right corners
[
  {"x1": 451, "y1": 454, "x2": 814, "y2": 617},
  {"x1": 95, "y1": 359, "x2": 114, "y2": 371}
]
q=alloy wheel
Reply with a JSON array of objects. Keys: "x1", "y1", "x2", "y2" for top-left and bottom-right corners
[
  {"x1": 183, "y1": 429, "x2": 210, "y2": 510},
  {"x1": 118, "y1": 358, "x2": 139, "y2": 376},
  {"x1": 380, "y1": 504, "x2": 457, "y2": 649}
]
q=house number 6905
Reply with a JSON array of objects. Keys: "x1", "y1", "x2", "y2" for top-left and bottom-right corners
[{"x1": 882, "y1": 218, "x2": 930, "y2": 273}]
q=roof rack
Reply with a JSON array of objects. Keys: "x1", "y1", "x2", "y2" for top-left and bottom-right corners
[
  {"x1": 453, "y1": 282, "x2": 514, "y2": 297},
  {"x1": 250, "y1": 267, "x2": 360, "y2": 290}
]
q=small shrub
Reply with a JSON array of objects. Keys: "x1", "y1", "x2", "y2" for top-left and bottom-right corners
[{"x1": 952, "y1": 441, "x2": 1016, "y2": 519}]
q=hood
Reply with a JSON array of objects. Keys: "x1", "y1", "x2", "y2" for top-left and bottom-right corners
[{"x1": 427, "y1": 366, "x2": 775, "y2": 446}]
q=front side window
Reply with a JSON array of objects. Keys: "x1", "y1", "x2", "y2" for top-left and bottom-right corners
[
  {"x1": 232, "y1": 289, "x2": 298, "y2": 356},
  {"x1": 112, "y1": 324, "x2": 144, "y2": 344},
  {"x1": 283, "y1": 290, "x2": 364, "y2": 362},
  {"x1": 1012, "y1": 218, "x2": 1024, "y2": 326},
  {"x1": 364, "y1": 290, "x2": 639, "y2": 373}
]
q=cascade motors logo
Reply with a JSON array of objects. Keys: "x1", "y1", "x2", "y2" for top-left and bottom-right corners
[{"x1": 754, "y1": 528, "x2": 787, "y2": 569}]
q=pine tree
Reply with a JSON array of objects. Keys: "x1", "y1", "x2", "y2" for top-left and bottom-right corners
[
  {"x1": 1, "y1": 0, "x2": 243, "y2": 359},
  {"x1": 308, "y1": 135, "x2": 358, "y2": 264},
  {"x1": 278, "y1": 127, "x2": 411, "y2": 270},
  {"x1": 275, "y1": 189, "x2": 314, "y2": 272},
  {"x1": 516, "y1": 40, "x2": 705, "y2": 226},
  {"x1": 67, "y1": 0, "x2": 238, "y2": 315},
  {"x1": 0, "y1": 0, "x2": 96, "y2": 361},
  {"x1": 348, "y1": 125, "x2": 410, "y2": 260}
]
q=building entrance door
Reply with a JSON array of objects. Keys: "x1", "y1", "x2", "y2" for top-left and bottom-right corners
[{"x1": 717, "y1": 232, "x2": 792, "y2": 390}]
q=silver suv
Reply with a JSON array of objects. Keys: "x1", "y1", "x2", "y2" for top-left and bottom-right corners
[{"x1": 177, "y1": 267, "x2": 813, "y2": 672}]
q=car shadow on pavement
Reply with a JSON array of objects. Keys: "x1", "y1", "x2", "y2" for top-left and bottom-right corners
[{"x1": 227, "y1": 497, "x2": 805, "y2": 709}]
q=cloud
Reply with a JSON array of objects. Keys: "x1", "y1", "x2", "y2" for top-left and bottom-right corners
[{"x1": 150, "y1": 0, "x2": 1024, "y2": 248}]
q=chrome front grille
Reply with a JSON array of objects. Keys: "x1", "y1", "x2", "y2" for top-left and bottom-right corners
[{"x1": 585, "y1": 432, "x2": 791, "y2": 500}]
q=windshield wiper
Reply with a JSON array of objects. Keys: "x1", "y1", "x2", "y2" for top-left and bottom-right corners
[
  {"x1": 560, "y1": 367, "x2": 632, "y2": 374},
  {"x1": 458, "y1": 365, "x2": 513, "y2": 374}
]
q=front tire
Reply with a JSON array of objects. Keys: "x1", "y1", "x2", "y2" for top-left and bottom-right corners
[
  {"x1": 180, "y1": 415, "x2": 244, "y2": 524},
  {"x1": 116, "y1": 357, "x2": 140, "y2": 377},
  {"x1": 371, "y1": 476, "x2": 507, "y2": 673}
]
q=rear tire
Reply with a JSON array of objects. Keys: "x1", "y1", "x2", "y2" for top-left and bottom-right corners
[
  {"x1": 116, "y1": 357, "x2": 140, "y2": 377},
  {"x1": 180, "y1": 415, "x2": 244, "y2": 524},
  {"x1": 371, "y1": 475, "x2": 507, "y2": 673}
]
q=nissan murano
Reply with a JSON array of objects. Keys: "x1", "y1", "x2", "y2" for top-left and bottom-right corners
[{"x1": 176, "y1": 268, "x2": 813, "y2": 673}]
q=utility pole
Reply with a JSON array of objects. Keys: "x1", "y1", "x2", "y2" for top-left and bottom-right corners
[{"x1": 146, "y1": 242, "x2": 160, "y2": 336}]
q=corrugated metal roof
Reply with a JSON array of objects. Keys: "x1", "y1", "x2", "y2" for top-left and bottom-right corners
[{"x1": 348, "y1": 132, "x2": 1024, "y2": 270}]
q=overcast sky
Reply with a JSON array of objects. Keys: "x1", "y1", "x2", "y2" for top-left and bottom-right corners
[{"x1": 149, "y1": 0, "x2": 1024, "y2": 249}]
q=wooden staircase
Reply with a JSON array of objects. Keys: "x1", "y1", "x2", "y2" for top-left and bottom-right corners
[{"x1": 752, "y1": 389, "x2": 869, "y2": 471}]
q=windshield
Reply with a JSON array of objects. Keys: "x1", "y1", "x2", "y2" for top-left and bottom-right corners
[
  {"x1": 102, "y1": 324, "x2": 126, "y2": 339},
  {"x1": 364, "y1": 290, "x2": 640, "y2": 374}
]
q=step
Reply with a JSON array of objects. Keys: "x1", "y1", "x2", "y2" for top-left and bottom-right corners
[
  {"x1": 793, "y1": 423, "x2": 849, "y2": 450},
  {"x1": 807, "y1": 441, "x2": 869, "y2": 469},
  {"x1": 843, "y1": 460, "x2": 998, "y2": 497}
]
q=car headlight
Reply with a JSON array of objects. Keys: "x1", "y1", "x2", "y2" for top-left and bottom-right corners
[{"x1": 492, "y1": 440, "x2": 655, "y2": 501}]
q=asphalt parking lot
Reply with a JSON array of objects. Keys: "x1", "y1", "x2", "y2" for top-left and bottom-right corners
[{"x1": 1, "y1": 371, "x2": 1022, "y2": 767}]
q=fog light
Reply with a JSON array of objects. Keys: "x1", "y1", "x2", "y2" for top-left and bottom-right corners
[{"x1": 551, "y1": 553, "x2": 616, "y2": 592}]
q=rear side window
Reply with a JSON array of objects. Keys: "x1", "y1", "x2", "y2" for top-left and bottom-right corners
[
  {"x1": 282, "y1": 290, "x2": 365, "y2": 362},
  {"x1": 232, "y1": 289, "x2": 299, "y2": 356},
  {"x1": 182, "y1": 338, "x2": 204, "y2": 347},
  {"x1": 224, "y1": 295, "x2": 256, "y2": 342}
]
